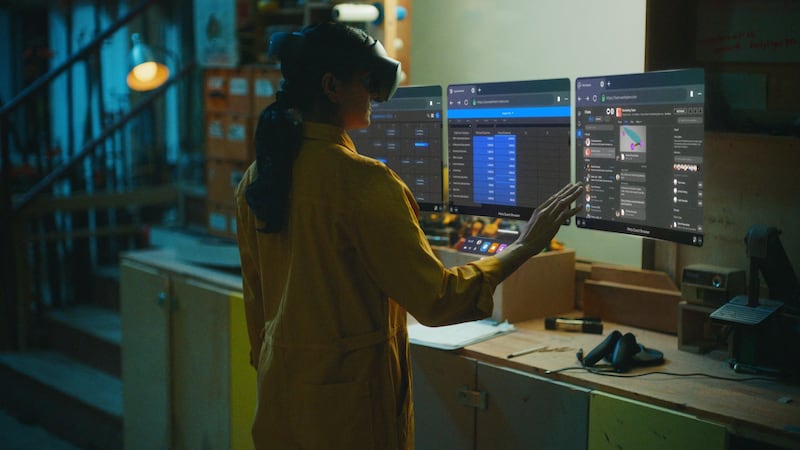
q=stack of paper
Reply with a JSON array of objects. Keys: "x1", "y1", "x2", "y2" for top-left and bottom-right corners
[{"x1": 408, "y1": 319, "x2": 516, "y2": 350}]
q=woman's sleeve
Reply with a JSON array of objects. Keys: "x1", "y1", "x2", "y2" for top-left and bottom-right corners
[{"x1": 347, "y1": 165, "x2": 503, "y2": 326}]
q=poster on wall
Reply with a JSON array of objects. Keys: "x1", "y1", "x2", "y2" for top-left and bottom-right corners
[
  {"x1": 194, "y1": 0, "x2": 239, "y2": 67},
  {"x1": 696, "y1": 0, "x2": 800, "y2": 63}
]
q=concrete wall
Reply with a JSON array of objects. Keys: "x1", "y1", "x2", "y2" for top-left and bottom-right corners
[{"x1": 409, "y1": 0, "x2": 648, "y2": 266}]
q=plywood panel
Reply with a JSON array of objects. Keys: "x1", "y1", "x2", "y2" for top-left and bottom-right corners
[
  {"x1": 434, "y1": 247, "x2": 577, "y2": 322},
  {"x1": 590, "y1": 264, "x2": 678, "y2": 291},
  {"x1": 476, "y1": 363, "x2": 589, "y2": 450},
  {"x1": 411, "y1": 345, "x2": 475, "y2": 450},
  {"x1": 663, "y1": 133, "x2": 800, "y2": 294},
  {"x1": 582, "y1": 280, "x2": 682, "y2": 334},
  {"x1": 120, "y1": 261, "x2": 171, "y2": 450},
  {"x1": 171, "y1": 277, "x2": 231, "y2": 450}
]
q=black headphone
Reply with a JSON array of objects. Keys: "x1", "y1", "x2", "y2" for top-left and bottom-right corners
[{"x1": 577, "y1": 330, "x2": 664, "y2": 373}]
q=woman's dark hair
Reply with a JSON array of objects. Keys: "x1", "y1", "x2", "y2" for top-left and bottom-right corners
[{"x1": 245, "y1": 22, "x2": 376, "y2": 233}]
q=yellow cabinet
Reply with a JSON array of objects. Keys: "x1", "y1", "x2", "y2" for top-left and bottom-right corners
[{"x1": 121, "y1": 250, "x2": 255, "y2": 450}]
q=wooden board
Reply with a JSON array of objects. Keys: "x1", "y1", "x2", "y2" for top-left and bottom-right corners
[
  {"x1": 582, "y1": 279, "x2": 682, "y2": 334},
  {"x1": 434, "y1": 247, "x2": 577, "y2": 323},
  {"x1": 497, "y1": 249, "x2": 576, "y2": 323},
  {"x1": 590, "y1": 263, "x2": 678, "y2": 291},
  {"x1": 581, "y1": 264, "x2": 682, "y2": 333}
]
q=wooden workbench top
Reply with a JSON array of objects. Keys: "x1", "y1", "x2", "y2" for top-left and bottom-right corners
[
  {"x1": 460, "y1": 316, "x2": 800, "y2": 448},
  {"x1": 121, "y1": 248, "x2": 243, "y2": 292}
]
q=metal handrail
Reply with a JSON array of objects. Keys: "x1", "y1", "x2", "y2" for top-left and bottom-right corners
[
  {"x1": 0, "y1": 0, "x2": 159, "y2": 227},
  {"x1": 12, "y1": 62, "x2": 196, "y2": 215},
  {"x1": 0, "y1": 0, "x2": 156, "y2": 118}
]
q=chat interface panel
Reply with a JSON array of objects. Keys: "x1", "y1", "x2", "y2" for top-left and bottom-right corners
[{"x1": 575, "y1": 69, "x2": 705, "y2": 246}]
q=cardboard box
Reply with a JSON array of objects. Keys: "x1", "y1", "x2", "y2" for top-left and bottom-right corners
[
  {"x1": 224, "y1": 114, "x2": 254, "y2": 161},
  {"x1": 206, "y1": 159, "x2": 249, "y2": 206},
  {"x1": 204, "y1": 69, "x2": 229, "y2": 113},
  {"x1": 227, "y1": 67, "x2": 253, "y2": 115},
  {"x1": 251, "y1": 67, "x2": 282, "y2": 114},
  {"x1": 433, "y1": 247, "x2": 576, "y2": 323},
  {"x1": 677, "y1": 301, "x2": 731, "y2": 354},
  {"x1": 205, "y1": 113, "x2": 227, "y2": 159},
  {"x1": 205, "y1": 113, "x2": 254, "y2": 162},
  {"x1": 207, "y1": 202, "x2": 237, "y2": 241}
]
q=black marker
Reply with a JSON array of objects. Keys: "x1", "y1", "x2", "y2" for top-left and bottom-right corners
[{"x1": 544, "y1": 317, "x2": 603, "y2": 334}]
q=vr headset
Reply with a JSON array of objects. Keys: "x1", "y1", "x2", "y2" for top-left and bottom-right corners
[{"x1": 269, "y1": 29, "x2": 401, "y2": 102}]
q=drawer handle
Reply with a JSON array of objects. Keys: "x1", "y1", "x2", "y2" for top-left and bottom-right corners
[
  {"x1": 157, "y1": 292, "x2": 167, "y2": 307},
  {"x1": 458, "y1": 387, "x2": 488, "y2": 410}
]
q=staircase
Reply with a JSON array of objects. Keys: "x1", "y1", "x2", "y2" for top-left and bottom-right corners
[
  {"x1": 0, "y1": 270, "x2": 123, "y2": 450},
  {"x1": 0, "y1": 3, "x2": 196, "y2": 448}
]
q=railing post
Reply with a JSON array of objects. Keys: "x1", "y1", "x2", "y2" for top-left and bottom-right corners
[{"x1": 1, "y1": 111, "x2": 19, "y2": 350}]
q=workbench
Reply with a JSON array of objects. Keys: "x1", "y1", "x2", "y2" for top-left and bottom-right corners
[
  {"x1": 411, "y1": 315, "x2": 800, "y2": 450},
  {"x1": 121, "y1": 246, "x2": 800, "y2": 449}
]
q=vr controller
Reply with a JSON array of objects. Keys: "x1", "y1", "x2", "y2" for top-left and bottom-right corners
[
  {"x1": 268, "y1": 30, "x2": 401, "y2": 103},
  {"x1": 578, "y1": 330, "x2": 664, "y2": 373}
]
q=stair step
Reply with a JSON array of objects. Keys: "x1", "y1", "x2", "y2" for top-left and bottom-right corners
[
  {"x1": 46, "y1": 305, "x2": 121, "y2": 376},
  {"x1": 0, "y1": 351, "x2": 122, "y2": 450},
  {"x1": 0, "y1": 407, "x2": 80, "y2": 450},
  {"x1": 92, "y1": 265, "x2": 121, "y2": 311},
  {"x1": 47, "y1": 304, "x2": 121, "y2": 346}
]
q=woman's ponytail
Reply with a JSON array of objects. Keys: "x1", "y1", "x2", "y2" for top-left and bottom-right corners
[{"x1": 245, "y1": 96, "x2": 303, "y2": 233}]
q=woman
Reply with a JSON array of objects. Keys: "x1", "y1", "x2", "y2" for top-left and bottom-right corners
[{"x1": 234, "y1": 22, "x2": 583, "y2": 450}]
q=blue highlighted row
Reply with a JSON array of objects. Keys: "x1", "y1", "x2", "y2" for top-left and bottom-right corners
[{"x1": 448, "y1": 106, "x2": 570, "y2": 119}]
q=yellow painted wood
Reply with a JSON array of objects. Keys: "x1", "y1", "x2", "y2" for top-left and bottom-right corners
[
  {"x1": 588, "y1": 391, "x2": 727, "y2": 450},
  {"x1": 229, "y1": 291, "x2": 256, "y2": 450}
]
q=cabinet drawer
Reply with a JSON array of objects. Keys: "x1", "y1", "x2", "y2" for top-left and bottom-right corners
[{"x1": 588, "y1": 391, "x2": 727, "y2": 450}]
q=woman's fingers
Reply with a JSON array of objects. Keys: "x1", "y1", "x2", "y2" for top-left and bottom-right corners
[{"x1": 540, "y1": 183, "x2": 583, "y2": 220}]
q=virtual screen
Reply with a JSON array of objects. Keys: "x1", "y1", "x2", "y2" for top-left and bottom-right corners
[
  {"x1": 574, "y1": 68, "x2": 706, "y2": 246},
  {"x1": 350, "y1": 85, "x2": 445, "y2": 212},
  {"x1": 446, "y1": 78, "x2": 571, "y2": 219}
]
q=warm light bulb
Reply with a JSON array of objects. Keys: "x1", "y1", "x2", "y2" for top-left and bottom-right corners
[{"x1": 133, "y1": 62, "x2": 158, "y2": 82}]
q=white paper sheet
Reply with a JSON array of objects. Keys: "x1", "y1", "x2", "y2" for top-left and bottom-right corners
[{"x1": 408, "y1": 319, "x2": 516, "y2": 350}]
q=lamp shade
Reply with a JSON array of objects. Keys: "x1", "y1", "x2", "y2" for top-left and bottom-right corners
[{"x1": 127, "y1": 33, "x2": 170, "y2": 91}]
